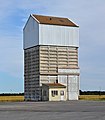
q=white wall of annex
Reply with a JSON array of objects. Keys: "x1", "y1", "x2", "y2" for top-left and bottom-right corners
[
  {"x1": 23, "y1": 16, "x2": 39, "y2": 49},
  {"x1": 39, "y1": 24, "x2": 79, "y2": 47}
]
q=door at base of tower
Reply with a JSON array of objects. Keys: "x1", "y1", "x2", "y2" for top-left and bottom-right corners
[{"x1": 58, "y1": 75, "x2": 79, "y2": 100}]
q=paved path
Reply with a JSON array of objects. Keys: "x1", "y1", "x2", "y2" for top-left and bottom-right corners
[{"x1": 0, "y1": 101, "x2": 105, "y2": 120}]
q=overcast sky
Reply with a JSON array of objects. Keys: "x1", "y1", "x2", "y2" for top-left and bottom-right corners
[{"x1": 0, "y1": 0, "x2": 105, "y2": 93}]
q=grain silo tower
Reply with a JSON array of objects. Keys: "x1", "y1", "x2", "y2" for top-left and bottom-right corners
[{"x1": 23, "y1": 14, "x2": 80, "y2": 101}]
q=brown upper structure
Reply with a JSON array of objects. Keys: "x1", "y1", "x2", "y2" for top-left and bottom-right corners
[{"x1": 32, "y1": 14, "x2": 78, "y2": 27}]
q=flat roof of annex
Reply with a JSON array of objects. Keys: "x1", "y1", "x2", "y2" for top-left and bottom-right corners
[{"x1": 42, "y1": 83, "x2": 66, "y2": 88}]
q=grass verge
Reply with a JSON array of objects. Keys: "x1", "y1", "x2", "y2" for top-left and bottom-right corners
[
  {"x1": 0, "y1": 95, "x2": 105, "y2": 102},
  {"x1": 0, "y1": 96, "x2": 24, "y2": 102},
  {"x1": 79, "y1": 95, "x2": 105, "y2": 101}
]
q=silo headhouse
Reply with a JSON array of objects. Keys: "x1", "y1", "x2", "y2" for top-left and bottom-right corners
[{"x1": 23, "y1": 14, "x2": 80, "y2": 101}]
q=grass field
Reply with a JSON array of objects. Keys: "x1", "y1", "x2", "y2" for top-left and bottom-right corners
[
  {"x1": 79, "y1": 95, "x2": 105, "y2": 101},
  {"x1": 0, "y1": 96, "x2": 24, "y2": 102},
  {"x1": 0, "y1": 95, "x2": 105, "y2": 102}
]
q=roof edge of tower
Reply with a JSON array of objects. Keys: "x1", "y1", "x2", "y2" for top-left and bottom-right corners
[{"x1": 31, "y1": 14, "x2": 40, "y2": 23}]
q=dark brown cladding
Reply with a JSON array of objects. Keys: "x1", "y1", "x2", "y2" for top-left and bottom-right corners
[{"x1": 32, "y1": 14, "x2": 79, "y2": 27}]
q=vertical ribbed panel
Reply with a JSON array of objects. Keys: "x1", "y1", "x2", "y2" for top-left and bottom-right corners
[
  {"x1": 23, "y1": 16, "x2": 39, "y2": 49},
  {"x1": 39, "y1": 24, "x2": 79, "y2": 47},
  {"x1": 58, "y1": 75, "x2": 79, "y2": 100}
]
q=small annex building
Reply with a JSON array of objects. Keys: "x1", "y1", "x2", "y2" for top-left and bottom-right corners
[{"x1": 42, "y1": 83, "x2": 66, "y2": 101}]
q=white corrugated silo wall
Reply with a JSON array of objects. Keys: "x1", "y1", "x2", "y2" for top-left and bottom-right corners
[
  {"x1": 23, "y1": 16, "x2": 39, "y2": 49},
  {"x1": 58, "y1": 69, "x2": 80, "y2": 100},
  {"x1": 58, "y1": 75, "x2": 79, "y2": 100},
  {"x1": 23, "y1": 19, "x2": 79, "y2": 49},
  {"x1": 39, "y1": 24, "x2": 79, "y2": 47},
  {"x1": 68, "y1": 76, "x2": 79, "y2": 100}
]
